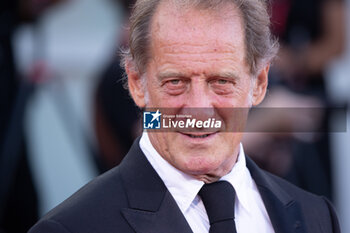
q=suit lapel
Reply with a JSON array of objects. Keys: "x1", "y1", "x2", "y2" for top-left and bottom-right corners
[
  {"x1": 118, "y1": 138, "x2": 309, "y2": 233},
  {"x1": 246, "y1": 157, "x2": 308, "y2": 233},
  {"x1": 118, "y1": 138, "x2": 193, "y2": 233}
]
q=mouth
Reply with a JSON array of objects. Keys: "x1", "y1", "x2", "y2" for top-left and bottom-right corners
[
  {"x1": 187, "y1": 134, "x2": 211, "y2": 138},
  {"x1": 179, "y1": 132, "x2": 217, "y2": 139}
]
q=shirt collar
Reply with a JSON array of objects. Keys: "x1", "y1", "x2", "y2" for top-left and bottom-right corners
[
  {"x1": 220, "y1": 143, "x2": 254, "y2": 214},
  {"x1": 140, "y1": 132, "x2": 204, "y2": 214},
  {"x1": 139, "y1": 132, "x2": 253, "y2": 214}
]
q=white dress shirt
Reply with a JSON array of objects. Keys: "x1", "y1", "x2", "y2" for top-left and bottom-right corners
[{"x1": 140, "y1": 132, "x2": 275, "y2": 233}]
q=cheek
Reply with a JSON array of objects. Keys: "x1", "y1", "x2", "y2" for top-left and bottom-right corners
[
  {"x1": 213, "y1": 84, "x2": 254, "y2": 107},
  {"x1": 149, "y1": 92, "x2": 188, "y2": 108},
  {"x1": 233, "y1": 86, "x2": 254, "y2": 107}
]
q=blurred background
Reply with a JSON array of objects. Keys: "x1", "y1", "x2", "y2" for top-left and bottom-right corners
[{"x1": 0, "y1": 0, "x2": 348, "y2": 232}]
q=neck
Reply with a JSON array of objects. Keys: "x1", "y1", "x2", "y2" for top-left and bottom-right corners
[{"x1": 193, "y1": 147, "x2": 240, "y2": 184}]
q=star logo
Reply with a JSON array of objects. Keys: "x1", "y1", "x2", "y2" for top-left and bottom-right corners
[
  {"x1": 143, "y1": 110, "x2": 162, "y2": 129},
  {"x1": 150, "y1": 110, "x2": 162, "y2": 122}
]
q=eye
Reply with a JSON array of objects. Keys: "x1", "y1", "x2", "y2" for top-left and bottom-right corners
[
  {"x1": 165, "y1": 78, "x2": 184, "y2": 87},
  {"x1": 170, "y1": 79, "x2": 181, "y2": 85},
  {"x1": 217, "y1": 79, "x2": 228, "y2": 84},
  {"x1": 162, "y1": 78, "x2": 187, "y2": 95},
  {"x1": 209, "y1": 78, "x2": 235, "y2": 95}
]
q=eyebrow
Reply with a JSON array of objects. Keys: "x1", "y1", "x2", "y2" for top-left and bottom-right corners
[
  {"x1": 157, "y1": 70, "x2": 241, "y2": 81},
  {"x1": 157, "y1": 71, "x2": 188, "y2": 82},
  {"x1": 209, "y1": 71, "x2": 241, "y2": 81}
]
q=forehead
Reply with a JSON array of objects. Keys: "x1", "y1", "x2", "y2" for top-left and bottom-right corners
[{"x1": 149, "y1": 1, "x2": 245, "y2": 56}]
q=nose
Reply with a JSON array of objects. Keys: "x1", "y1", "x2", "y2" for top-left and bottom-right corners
[
  {"x1": 186, "y1": 77, "x2": 213, "y2": 108},
  {"x1": 183, "y1": 77, "x2": 216, "y2": 120}
]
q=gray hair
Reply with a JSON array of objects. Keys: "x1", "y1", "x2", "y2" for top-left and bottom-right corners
[{"x1": 121, "y1": 0, "x2": 278, "y2": 80}]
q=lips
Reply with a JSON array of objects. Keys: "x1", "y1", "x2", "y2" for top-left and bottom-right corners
[
  {"x1": 179, "y1": 132, "x2": 217, "y2": 139},
  {"x1": 188, "y1": 134, "x2": 210, "y2": 138}
]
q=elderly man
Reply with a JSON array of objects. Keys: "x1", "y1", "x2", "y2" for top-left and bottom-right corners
[{"x1": 29, "y1": 0, "x2": 340, "y2": 232}]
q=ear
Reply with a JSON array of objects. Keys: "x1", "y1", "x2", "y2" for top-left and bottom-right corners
[
  {"x1": 126, "y1": 61, "x2": 146, "y2": 108},
  {"x1": 252, "y1": 64, "x2": 269, "y2": 106}
]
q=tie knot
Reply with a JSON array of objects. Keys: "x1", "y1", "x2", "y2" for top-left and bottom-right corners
[{"x1": 198, "y1": 181, "x2": 236, "y2": 225}]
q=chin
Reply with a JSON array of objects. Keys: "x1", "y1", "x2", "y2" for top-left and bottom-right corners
[{"x1": 179, "y1": 156, "x2": 222, "y2": 176}]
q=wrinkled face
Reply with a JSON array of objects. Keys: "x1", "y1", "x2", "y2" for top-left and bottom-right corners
[{"x1": 128, "y1": 2, "x2": 268, "y2": 182}]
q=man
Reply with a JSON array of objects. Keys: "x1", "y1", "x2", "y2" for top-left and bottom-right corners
[{"x1": 28, "y1": 0, "x2": 340, "y2": 232}]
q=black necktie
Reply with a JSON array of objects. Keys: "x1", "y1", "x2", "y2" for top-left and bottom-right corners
[{"x1": 198, "y1": 181, "x2": 237, "y2": 233}]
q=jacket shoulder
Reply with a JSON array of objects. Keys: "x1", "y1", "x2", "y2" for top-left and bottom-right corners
[
  {"x1": 29, "y1": 166, "x2": 132, "y2": 233},
  {"x1": 262, "y1": 170, "x2": 340, "y2": 233}
]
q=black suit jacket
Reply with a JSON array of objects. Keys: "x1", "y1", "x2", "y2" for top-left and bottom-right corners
[{"x1": 29, "y1": 138, "x2": 340, "y2": 233}]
